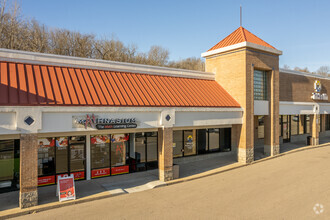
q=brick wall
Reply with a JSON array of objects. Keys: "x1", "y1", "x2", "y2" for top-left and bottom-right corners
[{"x1": 279, "y1": 72, "x2": 330, "y2": 103}]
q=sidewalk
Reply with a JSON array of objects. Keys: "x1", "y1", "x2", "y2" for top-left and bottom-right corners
[{"x1": 1, "y1": 140, "x2": 330, "y2": 219}]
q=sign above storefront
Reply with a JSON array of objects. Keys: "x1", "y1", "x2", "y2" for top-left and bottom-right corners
[
  {"x1": 73, "y1": 114, "x2": 137, "y2": 130},
  {"x1": 311, "y1": 80, "x2": 328, "y2": 101}
]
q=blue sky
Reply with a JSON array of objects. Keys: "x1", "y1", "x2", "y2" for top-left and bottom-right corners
[{"x1": 19, "y1": 0, "x2": 330, "y2": 72}]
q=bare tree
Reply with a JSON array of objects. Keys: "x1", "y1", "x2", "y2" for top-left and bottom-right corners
[
  {"x1": 168, "y1": 57, "x2": 204, "y2": 71},
  {"x1": 0, "y1": 1, "x2": 206, "y2": 71},
  {"x1": 316, "y1": 66, "x2": 330, "y2": 77},
  {"x1": 282, "y1": 64, "x2": 290, "y2": 70},
  {"x1": 147, "y1": 45, "x2": 169, "y2": 66},
  {"x1": 294, "y1": 67, "x2": 310, "y2": 73}
]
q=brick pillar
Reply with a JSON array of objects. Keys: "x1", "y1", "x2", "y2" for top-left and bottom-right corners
[
  {"x1": 264, "y1": 69, "x2": 280, "y2": 156},
  {"x1": 310, "y1": 114, "x2": 319, "y2": 146},
  {"x1": 231, "y1": 124, "x2": 240, "y2": 155},
  {"x1": 254, "y1": 116, "x2": 259, "y2": 141},
  {"x1": 158, "y1": 127, "x2": 173, "y2": 181},
  {"x1": 321, "y1": 114, "x2": 326, "y2": 133},
  {"x1": 19, "y1": 133, "x2": 38, "y2": 209},
  {"x1": 299, "y1": 115, "x2": 304, "y2": 134}
]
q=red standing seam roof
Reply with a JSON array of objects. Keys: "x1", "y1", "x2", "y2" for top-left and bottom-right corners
[
  {"x1": 208, "y1": 26, "x2": 276, "y2": 52},
  {"x1": 0, "y1": 60, "x2": 240, "y2": 108}
]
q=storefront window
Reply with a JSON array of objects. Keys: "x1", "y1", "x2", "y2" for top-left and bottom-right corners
[
  {"x1": 306, "y1": 115, "x2": 310, "y2": 134},
  {"x1": 326, "y1": 115, "x2": 330, "y2": 130},
  {"x1": 183, "y1": 130, "x2": 196, "y2": 156},
  {"x1": 209, "y1": 129, "x2": 220, "y2": 152},
  {"x1": 173, "y1": 130, "x2": 183, "y2": 158},
  {"x1": 299, "y1": 115, "x2": 305, "y2": 135},
  {"x1": 291, "y1": 115, "x2": 298, "y2": 135},
  {"x1": 132, "y1": 133, "x2": 146, "y2": 172},
  {"x1": 38, "y1": 136, "x2": 86, "y2": 186},
  {"x1": 197, "y1": 129, "x2": 208, "y2": 154},
  {"x1": 220, "y1": 128, "x2": 231, "y2": 152},
  {"x1": 279, "y1": 116, "x2": 282, "y2": 137},
  {"x1": 197, "y1": 128, "x2": 231, "y2": 154},
  {"x1": 258, "y1": 116, "x2": 264, "y2": 139},
  {"x1": 110, "y1": 134, "x2": 130, "y2": 175},
  {"x1": 0, "y1": 140, "x2": 19, "y2": 192},
  {"x1": 38, "y1": 138, "x2": 55, "y2": 176},
  {"x1": 91, "y1": 135, "x2": 110, "y2": 170},
  {"x1": 69, "y1": 137, "x2": 85, "y2": 174},
  {"x1": 55, "y1": 137, "x2": 69, "y2": 174},
  {"x1": 146, "y1": 132, "x2": 158, "y2": 169}
]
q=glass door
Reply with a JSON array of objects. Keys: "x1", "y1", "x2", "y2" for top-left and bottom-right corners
[{"x1": 69, "y1": 143, "x2": 86, "y2": 180}]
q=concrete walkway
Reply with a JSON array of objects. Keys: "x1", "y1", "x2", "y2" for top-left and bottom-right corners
[
  {"x1": 255, "y1": 136, "x2": 330, "y2": 160},
  {"x1": 0, "y1": 153, "x2": 237, "y2": 214}
]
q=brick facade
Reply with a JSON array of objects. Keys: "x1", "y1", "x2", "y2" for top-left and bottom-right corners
[
  {"x1": 279, "y1": 72, "x2": 330, "y2": 103},
  {"x1": 158, "y1": 127, "x2": 174, "y2": 181},
  {"x1": 19, "y1": 133, "x2": 38, "y2": 209},
  {"x1": 206, "y1": 48, "x2": 280, "y2": 162}
]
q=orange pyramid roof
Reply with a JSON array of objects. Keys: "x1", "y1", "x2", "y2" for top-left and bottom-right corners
[{"x1": 207, "y1": 27, "x2": 276, "y2": 52}]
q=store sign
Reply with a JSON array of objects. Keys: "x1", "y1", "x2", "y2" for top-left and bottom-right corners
[
  {"x1": 311, "y1": 80, "x2": 328, "y2": 100},
  {"x1": 38, "y1": 176, "x2": 55, "y2": 186},
  {"x1": 92, "y1": 168, "x2": 111, "y2": 178},
  {"x1": 185, "y1": 135, "x2": 193, "y2": 149},
  {"x1": 111, "y1": 165, "x2": 129, "y2": 175},
  {"x1": 57, "y1": 174, "x2": 76, "y2": 202},
  {"x1": 73, "y1": 114, "x2": 137, "y2": 129}
]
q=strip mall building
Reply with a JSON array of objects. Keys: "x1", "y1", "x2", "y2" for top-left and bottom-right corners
[{"x1": 1, "y1": 27, "x2": 330, "y2": 208}]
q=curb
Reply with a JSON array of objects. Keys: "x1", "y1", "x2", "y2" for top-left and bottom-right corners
[{"x1": 1, "y1": 142, "x2": 329, "y2": 219}]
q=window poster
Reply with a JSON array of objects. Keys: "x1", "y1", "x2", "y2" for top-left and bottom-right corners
[
  {"x1": 38, "y1": 137, "x2": 68, "y2": 148},
  {"x1": 55, "y1": 137, "x2": 68, "y2": 149},
  {"x1": 111, "y1": 134, "x2": 129, "y2": 167},
  {"x1": 38, "y1": 138, "x2": 55, "y2": 148},
  {"x1": 111, "y1": 134, "x2": 129, "y2": 143},
  {"x1": 91, "y1": 135, "x2": 110, "y2": 145}
]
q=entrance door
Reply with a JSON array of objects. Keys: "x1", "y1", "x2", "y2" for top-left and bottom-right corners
[
  {"x1": 69, "y1": 143, "x2": 86, "y2": 180},
  {"x1": 282, "y1": 115, "x2": 291, "y2": 143}
]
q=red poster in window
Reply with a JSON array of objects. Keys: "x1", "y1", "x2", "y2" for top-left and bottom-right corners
[
  {"x1": 92, "y1": 168, "x2": 110, "y2": 178},
  {"x1": 57, "y1": 175, "x2": 75, "y2": 202},
  {"x1": 38, "y1": 175, "x2": 55, "y2": 186},
  {"x1": 72, "y1": 171, "x2": 85, "y2": 180},
  {"x1": 111, "y1": 165, "x2": 129, "y2": 175}
]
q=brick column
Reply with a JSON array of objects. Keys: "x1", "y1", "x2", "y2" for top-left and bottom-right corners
[
  {"x1": 158, "y1": 127, "x2": 173, "y2": 181},
  {"x1": 321, "y1": 114, "x2": 326, "y2": 133},
  {"x1": 299, "y1": 115, "x2": 304, "y2": 134},
  {"x1": 19, "y1": 133, "x2": 38, "y2": 209},
  {"x1": 264, "y1": 69, "x2": 280, "y2": 156},
  {"x1": 310, "y1": 114, "x2": 319, "y2": 145},
  {"x1": 254, "y1": 116, "x2": 259, "y2": 141},
  {"x1": 231, "y1": 124, "x2": 240, "y2": 155}
]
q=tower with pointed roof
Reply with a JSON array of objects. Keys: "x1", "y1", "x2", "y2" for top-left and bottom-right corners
[{"x1": 202, "y1": 27, "x2": 282, "y2": 163}]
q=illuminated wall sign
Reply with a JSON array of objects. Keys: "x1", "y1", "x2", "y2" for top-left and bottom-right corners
[
  {"x1": 311, "y1": 80, "x2": 328, "y2": 101},
  {"x1": 73, "y1": 114, "x2": 137, "y2": 129}
]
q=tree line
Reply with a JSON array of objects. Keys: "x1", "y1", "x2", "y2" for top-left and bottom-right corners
[
  {"x1": 282, "y1": 65, "x2": 330, "y2": 77},
  {"x1": 0, "y1": 0, "x2": 205, "y2": 71}
]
